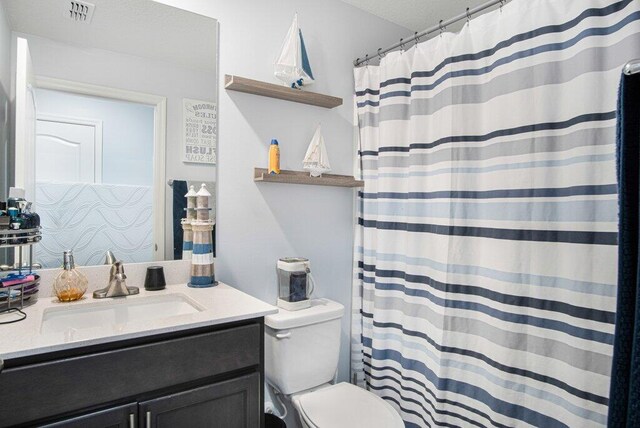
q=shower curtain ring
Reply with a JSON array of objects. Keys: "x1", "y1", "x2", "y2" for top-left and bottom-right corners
[
  {"x1": 439, "y1": 20, "x2": 445, "y2": 36},
  {"x1": 466, "y1": 7, "x2": 471, "y2": 24},
  {"x1": 399, "y1": 38, "x2": 405, "y2": 53},
  {"x1": 414, "y1": 32, "x2": 421, "y2": 46},
  {"x1": 377, "y1": 47, "x2": 383, "y2": 59},
  {"x1": 500, "y1": 0, "x2": 506, "y2": 12},
  {"x1": 364, "y1": 54, "x2": 370, "y2": 66}
]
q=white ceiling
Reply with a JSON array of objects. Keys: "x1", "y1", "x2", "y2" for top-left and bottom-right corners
[
  {"x1": 339, "y1": 0, "x2": 499, "y2": 33},
  {"x1": 2, "y1": 0, "x2": 217, "y2": 72}
]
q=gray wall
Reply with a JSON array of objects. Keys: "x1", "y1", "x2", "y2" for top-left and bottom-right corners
[
  {"x1": 0, "y1": 4, "x2": 12, "y2": 265},
  {"x1": 0, "y1": 3, "x2": 12, "y2": 201},
  {"x1": 155, "y1": 0, "x2": 408, "y2": 386}
]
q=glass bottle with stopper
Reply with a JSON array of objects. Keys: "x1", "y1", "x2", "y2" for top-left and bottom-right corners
[{"x1": 53, "y1": 250, "x2": 88, "y2": 302}]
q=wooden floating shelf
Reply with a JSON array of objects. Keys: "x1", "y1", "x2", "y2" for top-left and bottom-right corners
[
  {"x1": 254, "y1": 168, "x2": 363, "y2": 188},
  {"x1": 225, "y1": 75, "x2": 343, "y2": 109}
]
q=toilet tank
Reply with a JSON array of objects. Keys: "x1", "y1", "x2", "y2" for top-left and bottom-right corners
[{"x1": 265, "y1": 298, "x2": 344, "y2": 395}]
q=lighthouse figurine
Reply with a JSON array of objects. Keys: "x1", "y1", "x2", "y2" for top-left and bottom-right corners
[
  {"x1": 187, "y1": 183, "x2": 216, "y2": 288},
  {"x1": 181, "y1": 185, "x2": 197, "y2": 260}
]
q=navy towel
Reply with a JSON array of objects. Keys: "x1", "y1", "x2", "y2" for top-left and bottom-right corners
[
  {"x1": 172, "y1": 180, "x2": 188, "y2": 260},
  {"x1": 608, "y1": 72, "x2": 640, "y2": 427}
]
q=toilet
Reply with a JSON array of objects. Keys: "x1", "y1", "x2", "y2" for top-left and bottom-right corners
[{"x1": 264, "y1": 298, "x2": 404, "y2": 428}]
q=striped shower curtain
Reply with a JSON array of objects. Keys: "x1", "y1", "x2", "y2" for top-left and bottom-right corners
[{"x1": 351, "y1": 0, "x2": 640, "y2": 427}]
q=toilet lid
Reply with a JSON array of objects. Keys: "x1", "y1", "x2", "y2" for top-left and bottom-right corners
[{"x1": 296, "y1": 382, "x2": 404, "y2": 428}]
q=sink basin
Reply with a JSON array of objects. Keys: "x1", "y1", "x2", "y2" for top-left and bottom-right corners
[{"x1": 41, "y1": 293, "x2": 205, "y2": 334}]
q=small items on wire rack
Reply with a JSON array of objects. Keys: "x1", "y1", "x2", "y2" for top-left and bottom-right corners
[{"x1": 0, "y1": 227, "x2": 42, "y2": 324}]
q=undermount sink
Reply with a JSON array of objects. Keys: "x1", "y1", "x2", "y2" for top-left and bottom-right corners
[{"x1": 41, "y1": 293, "x2": 205, "y2": 334}]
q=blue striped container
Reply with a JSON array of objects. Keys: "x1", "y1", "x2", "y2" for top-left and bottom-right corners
[{"x1": 188, "y1": 222, "x2": 216, "y2": 288}]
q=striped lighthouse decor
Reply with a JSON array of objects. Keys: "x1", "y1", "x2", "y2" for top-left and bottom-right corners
[
  {"x1": 188, "y1": 183, "x2": 216, "y2": 288},
  {"x1": 181, "y1": 186, "x2": 197, "y2": 260},
  {"x1": 181, "y1": 220, "x2": 193, "y2": 260},
  {"x1": 185, "y1": 185, "x2": 197, "y2": 221}
]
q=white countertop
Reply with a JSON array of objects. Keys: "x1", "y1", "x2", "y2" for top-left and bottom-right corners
[{"x1": 0, "y1": 282, "x2": 277, "y2": 361}]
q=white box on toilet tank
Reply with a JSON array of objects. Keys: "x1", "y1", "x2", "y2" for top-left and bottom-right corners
[{"x1": 264, "y1": 298, "x2": 344, "y2": 395}]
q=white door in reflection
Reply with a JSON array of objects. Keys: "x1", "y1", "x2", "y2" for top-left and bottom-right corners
[{"x1": 35, "y1": 116, "x2": 102, "y2": 184}]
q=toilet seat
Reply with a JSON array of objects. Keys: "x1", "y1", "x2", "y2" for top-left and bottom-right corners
[{"x1": 292, "y1": 382, "x2": 404, "y2": 428}]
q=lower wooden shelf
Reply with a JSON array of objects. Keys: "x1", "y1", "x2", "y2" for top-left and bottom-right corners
[{"x1": 254, "y1": 168, "x2": 364, "y2": 188}]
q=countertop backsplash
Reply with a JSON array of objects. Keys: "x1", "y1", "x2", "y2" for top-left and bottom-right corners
[{"x1": 36, "y1": 259, "x2": 193, "y2": 297}]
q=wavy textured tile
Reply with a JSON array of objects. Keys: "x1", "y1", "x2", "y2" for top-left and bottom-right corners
[{"x1": 35, "y1": 182, "x2": 153, "y2": 268}]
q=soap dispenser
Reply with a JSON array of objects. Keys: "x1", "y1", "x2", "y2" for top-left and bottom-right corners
[{"x1": 53, "y1": 250, "x2": 88, "y2": 302}]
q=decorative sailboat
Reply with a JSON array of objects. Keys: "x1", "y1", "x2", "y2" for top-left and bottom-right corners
[
  {"x1": 274, "y1": 13, "x2": 315, "y2": 89},
  {"x1": 303, "y1": 125, "x2": 331, "y2": 177}
]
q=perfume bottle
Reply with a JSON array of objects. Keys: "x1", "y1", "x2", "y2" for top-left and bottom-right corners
[{"x1": 53, "y1": 250, "x2": 88, "y2": 302}]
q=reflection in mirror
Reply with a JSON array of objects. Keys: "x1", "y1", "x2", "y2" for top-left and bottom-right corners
[
  {"x1": 34, "y1": 89, "x2": 156, "y2": 267},
  {"x1": 0, "y1": 0, "x2": 218, "y2": 269}
]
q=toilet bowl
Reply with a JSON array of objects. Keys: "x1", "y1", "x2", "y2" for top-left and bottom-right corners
[
  {"x1": 290, "y1": 382, "x2": 404, "y2": 428},
  {"x1": 264, "y1": 298, "x2": 404, "y2": 428}
]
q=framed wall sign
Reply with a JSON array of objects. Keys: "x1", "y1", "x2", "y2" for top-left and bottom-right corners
[{"x1": 183, "y1": 98, "x2": 217, "y2": 164}]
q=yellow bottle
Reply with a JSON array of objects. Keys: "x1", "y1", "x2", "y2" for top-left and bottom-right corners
[{"x1": 268, "y1": 139, "x2": 281, "y2": 174}]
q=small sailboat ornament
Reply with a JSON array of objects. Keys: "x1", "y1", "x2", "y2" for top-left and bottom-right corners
[
  {"x1": 303, "y1": 125, "x2": 331, "y2": 177},
  {"x1": 274, "y1": 13, "x2": 315, "y2": 89}
]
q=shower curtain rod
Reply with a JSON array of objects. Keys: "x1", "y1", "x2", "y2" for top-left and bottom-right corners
[
  {"x1": 624, "y1": 59, "x2": 640, "y2": 75},
  {"x1": 354, "y1": 0, "x2": 506, "y2": 67}
]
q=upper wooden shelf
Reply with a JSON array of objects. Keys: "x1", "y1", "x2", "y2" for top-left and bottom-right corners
[
  {"x1": 225, "y1": 75, "x2": 343, "y2": 109},
  {"x1": 254, "y1": 168, "x2": 363, "y2": 188}
]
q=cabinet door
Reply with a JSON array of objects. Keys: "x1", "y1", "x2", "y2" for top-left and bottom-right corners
[
  {"x1": 139, "y1": 373, "x2": 260, "y2": 428},
  {"x1": 40, "y1": 403, "x2": 137, "y2": 428}
]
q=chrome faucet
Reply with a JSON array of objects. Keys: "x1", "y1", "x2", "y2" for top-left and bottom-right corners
[
  {"x1": 104, "y1": 250, "x2": 117, "y2": 265},
  {"x1": 93, "y1": 261, "x2": 140, "y2": 298}
]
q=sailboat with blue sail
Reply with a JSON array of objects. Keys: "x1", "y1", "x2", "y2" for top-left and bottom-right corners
[{"x1": 274, "y1": 13, "x2": 315, "y2": 89}]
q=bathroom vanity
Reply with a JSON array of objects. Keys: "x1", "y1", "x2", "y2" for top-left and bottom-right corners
[{"x1": 0, "y1": 283, "x2": 277, "y2": 427}]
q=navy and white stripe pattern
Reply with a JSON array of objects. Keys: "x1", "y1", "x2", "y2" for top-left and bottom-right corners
[{"x1": 351, "y1": 1, "x2": 640, "y2": 426}]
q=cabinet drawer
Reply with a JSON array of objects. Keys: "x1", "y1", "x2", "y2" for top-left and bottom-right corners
[{"x1": 0, "y1": 323, "x2": 260, "y2": 427}]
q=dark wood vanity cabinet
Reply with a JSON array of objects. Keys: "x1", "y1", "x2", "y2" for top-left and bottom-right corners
[{"x1": 0, "y1": 319, "x2": 265, "y2": 428}]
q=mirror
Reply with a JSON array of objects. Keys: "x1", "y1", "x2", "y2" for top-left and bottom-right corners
[{"x1": 0, "y1": 0, "x2": 218, "y2": 268}]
